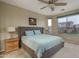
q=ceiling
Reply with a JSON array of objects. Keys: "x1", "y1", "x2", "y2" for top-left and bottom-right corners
[{"x1": 0, "y1": 0, "x2": 79, "y2": 16}]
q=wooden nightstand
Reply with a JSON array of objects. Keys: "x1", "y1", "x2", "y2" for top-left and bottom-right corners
[{"x1": 5, "y1": 38, "x2": 19, "y2": 53}]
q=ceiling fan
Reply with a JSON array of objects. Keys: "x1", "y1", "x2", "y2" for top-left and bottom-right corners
[{"x1": 38, "y1": 0, "x2": 67, "y2": 11}]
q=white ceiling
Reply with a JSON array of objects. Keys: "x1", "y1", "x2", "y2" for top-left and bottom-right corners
[{"x1": 0, "y1": 0, "x2": 79, "y2": 16}]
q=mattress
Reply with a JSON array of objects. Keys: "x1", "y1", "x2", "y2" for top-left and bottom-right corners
[{"x1": 22, "y1": 34, "x2": 64, "y2": 57}]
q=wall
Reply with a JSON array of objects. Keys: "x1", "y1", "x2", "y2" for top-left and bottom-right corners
[
  {"x1": 52, "y1": 16, "x2": 58, "y2": 34},
  {"x1": 0, "y1": 2, "x2": 47, "y2": 34}
]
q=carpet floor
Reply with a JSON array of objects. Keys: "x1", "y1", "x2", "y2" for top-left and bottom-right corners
[{"x1": 3, "y1": 43, "x2": 79, "y2": 58}]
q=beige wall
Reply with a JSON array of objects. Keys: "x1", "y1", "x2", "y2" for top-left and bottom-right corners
[
  {"x1": 52, "y1": 16, "x2": 58, "y2": 34},
  {"x1": 0, "y1": 2, "x2": 48, "y2": 33}
]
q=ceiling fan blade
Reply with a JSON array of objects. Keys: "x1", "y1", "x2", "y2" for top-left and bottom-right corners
[
  {"x1": 40, "y1": 6, "x2": 48, "y2": 9},
  {"x1": 38, "y1": 0, "x2": 49, "y2": 4},
  {"x1": 55, "y1": 3, "x2": 67, "y2": 6}
]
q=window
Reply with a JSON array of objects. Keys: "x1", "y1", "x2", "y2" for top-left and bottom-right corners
[
  {"x1": 58, "y1": 14, "x2": 79, "y2": 34},
  {"x1": 48, "y1": 19, "x2": 52, "y2": 33}
]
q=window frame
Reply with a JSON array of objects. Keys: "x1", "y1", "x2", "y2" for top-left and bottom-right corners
[
  {"x1": 57, "y1": 13, "x2": 79, "y2": 33},
  {"x1": 48, "y1": 18, "x2": 52, "y2": 33}
]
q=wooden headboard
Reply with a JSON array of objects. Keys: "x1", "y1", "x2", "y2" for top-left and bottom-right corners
[{"x1": 16, "y1": 27, "x2": 44, "y2": 48}]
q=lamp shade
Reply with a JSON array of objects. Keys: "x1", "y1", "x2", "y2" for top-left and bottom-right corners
[{"x1": 8, "y1": 27, "x2": 15, "y2": 32}]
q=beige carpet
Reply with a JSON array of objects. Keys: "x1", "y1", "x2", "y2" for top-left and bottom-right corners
[{"x1": 4, "y1": 43, "x2": 79, "y2": 58}]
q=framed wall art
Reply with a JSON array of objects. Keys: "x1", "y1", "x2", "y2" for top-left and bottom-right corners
[{"x1": 29, "y1": 17, "x2": 37, "y2": 25}]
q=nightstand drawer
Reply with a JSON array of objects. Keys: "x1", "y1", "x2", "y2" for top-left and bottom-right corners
[
  {"x1": 6, "y1": 41, "x2": 18, "y2": 47},
  {"x1": 6, "y1": 46, "x2": 18, "y2": 52},
  {"x1": 5, "y1": 38, "x2": 19, "y2": 53},
  {"x1": 6, "y1": 45, "x2": 18, "y2": 49}
]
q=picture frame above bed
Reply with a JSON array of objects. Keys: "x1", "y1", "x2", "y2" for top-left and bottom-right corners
[{"x1": 29, "y1": 17, "x2": 37, "y2": 25}]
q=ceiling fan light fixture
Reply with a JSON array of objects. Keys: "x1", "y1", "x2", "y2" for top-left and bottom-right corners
[
  {"x1": 51, "y1": 7, "x2": 54, "y2": 11},
  {"x1": 61, "y1": 9, "x2": 65, "y2": 11}
]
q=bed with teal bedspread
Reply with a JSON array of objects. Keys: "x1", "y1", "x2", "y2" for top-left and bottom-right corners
[{"x1": 22, "y1": 34, "x2": 64, "y2": 57}]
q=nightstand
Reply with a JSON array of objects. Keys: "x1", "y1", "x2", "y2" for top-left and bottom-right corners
[{"x1": 5, "y1": 38, "x2": 19, "y2": 53}]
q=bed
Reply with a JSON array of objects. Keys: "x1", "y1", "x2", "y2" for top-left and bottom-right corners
[{"x1": 16, "y1": 27, "x2": 64, "y2": 58}]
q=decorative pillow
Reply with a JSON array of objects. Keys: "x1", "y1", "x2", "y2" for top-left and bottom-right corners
[
  {"x1": 25, "y1": 31, "x2": 34, "y2": 36},
  {"x1": 34, "y1": 30, "x2": 41, "y2": 35}
]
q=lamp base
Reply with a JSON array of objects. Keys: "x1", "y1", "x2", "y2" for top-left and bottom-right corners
[{"x1": 9, "y1": 32, "x2": 17, "y2": 39}]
